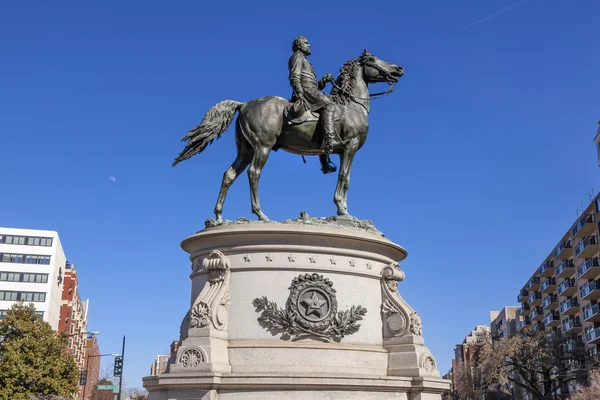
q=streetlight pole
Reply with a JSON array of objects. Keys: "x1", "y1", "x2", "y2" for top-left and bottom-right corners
[{"x1": 116, "y1": 335, "x2": 125, "y2": 400}]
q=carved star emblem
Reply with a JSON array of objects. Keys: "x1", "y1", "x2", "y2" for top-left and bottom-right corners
[
  {"x1": 265, "y1": 254, "x2": 273, "y2": 262},
  {"x1": 309, "y1": 256, "x2": 317, "y2": 264},
  {"x1": 288, "y1": 254, "x2": 296, "y2": 263},
  {"x1": 349, "y1": 259, "x2": 355, "y2": 267},
  {"x1": 329, "y1": 257, "x2": 337, "y2": 265},
  {"x1": 243, "y1": 255, "x2": 251, "y2": 263},
  {"x1": 366, "y1": 261, "x2": 372, "y2": 270},
  {"x1": 300, "y1": 291, "x2": 327, "y2": 318}
]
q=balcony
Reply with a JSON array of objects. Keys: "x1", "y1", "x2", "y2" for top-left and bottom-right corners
[
  {"x1": 528, "y1": 292, "x2": 542, "y2": 307},
  {"x1": 527, "y1": 276, "x2": 541, "y2": 291},
  {"x1": 560, "y1": 299, "x2": 580, "y2": 315},
  {"x1": 575, "y1": 236, "x2": 599, "y2": 259},
  {"x1": 532, "y1": 323, "x2": 544, "y2": 333},
  {"x1": 539, "y1": 261, "x2": 555, "y2": 278},
  {"x1": 543, "y1": 312, "x2": 560, "y2": 328},
  {"x1": 519, "y1": 317, "x2": 531, "y2": 330},
  {"x1": 580, "y1": 281, "x2": 600, "y2": 301},
  {"x1": 553, "y1": 240, "x2": 573, "y2": 260},
  {"x1": 517, "y1": 289, "x2": 530, "y2": 303},
  {"x1": 558, "y1": 278, "x2": 577, "y2": 297},
  {"x1": 556, "y1": 259, "x2": 575, "y2": 279},
  {"x1": 531, "y1": 307, "x2": 544, "y2": 322},
  {"x1": 562, "y1": 318, "x2": 582, "y2": 334},
  {"x1": 586, "y1": 326, "x2": 600, "y2": 344},
  {"x1": 542, "y1": 295, "x2": 559, "y2": 311},
  {"x1": 519, "y1": 303, "x2": 531, "y2": 317},
  {"x1": 541, "y1": 277, "x2": 556, "y2": 294},
  {"x1": 584, "y1": 304, "x2": 600, "y2": 322},
  {"x1": 577, "y1": 258, "x2": 600, "y2": 280},
  {"x1": 573, "y1": 214, "x2": 595, "y2": 239},
  {"x1": 565, "y1": 338, "x2": 584, "y2": 353}
]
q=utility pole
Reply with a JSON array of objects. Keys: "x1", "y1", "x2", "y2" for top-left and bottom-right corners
[{"x1": 116, "y1": 335, "x2": 125, "y2": 400}]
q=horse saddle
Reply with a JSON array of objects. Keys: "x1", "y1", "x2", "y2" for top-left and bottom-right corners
[{"x1": 283, "y1": 102, "x2": 343, "y2": 125}]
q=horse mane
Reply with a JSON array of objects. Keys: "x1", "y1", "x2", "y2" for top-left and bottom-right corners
[{"x1": 330, "y1": 58, "x2": 361, "y2": 105}]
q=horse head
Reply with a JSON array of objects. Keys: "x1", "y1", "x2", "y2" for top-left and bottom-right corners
[{"x1": 360, "y1": 49, "x2": 403, "y2": 84}]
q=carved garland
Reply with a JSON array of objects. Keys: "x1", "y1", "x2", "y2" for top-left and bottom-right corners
[
  {"x1": 380, "y1": 263, "x2": 422, "y2": 337},
  {"x1": 190, "y1": 250, "x2": 231, "y2": 331}
]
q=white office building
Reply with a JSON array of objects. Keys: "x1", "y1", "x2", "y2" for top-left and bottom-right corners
[{"x1": 0, "y1": 227, "x2": 67, "y2": 330}]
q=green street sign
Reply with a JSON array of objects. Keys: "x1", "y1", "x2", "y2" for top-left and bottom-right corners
[{"x1": 97, "y1": 384, "x2": 117, "y2": 391}]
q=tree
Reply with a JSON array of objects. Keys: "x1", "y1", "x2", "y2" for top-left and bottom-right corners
[
  {"x1": 89, "y1": 378, "x2": 115, "y2": 400},
  {"x1": 571, "y1": 369, "x2": 600, "y2": 400},
  {"x1": 124, "y1": 387, "x2": 148, "y2": 400},
  {"x1": 453, "y1": 332, "x2": 510, "y2": 400},
  {"x1": 0, "y1": 302, "x2": 79, "y2": 400},
  {"x1": 458, "y1": 327, "x2": 598, "y2": 400}
]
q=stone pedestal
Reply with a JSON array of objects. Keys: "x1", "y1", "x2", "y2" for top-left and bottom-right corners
[{"x1": 143, "y1": 217, "x2": 450, "y2": 399}]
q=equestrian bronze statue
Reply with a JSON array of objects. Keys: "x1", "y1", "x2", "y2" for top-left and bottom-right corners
[{"x1": 173, "y1": 36, "x2": 403, "y2": 223}]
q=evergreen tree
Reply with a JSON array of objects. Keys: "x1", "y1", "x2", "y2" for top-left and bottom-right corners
[{"x1": 0, "y1": 302, "x2": 79, "y2": 400}]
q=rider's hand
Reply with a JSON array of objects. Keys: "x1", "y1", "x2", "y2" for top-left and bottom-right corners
[{"x1": 323, "y1": 73, "x2": 334, "y2": 82}]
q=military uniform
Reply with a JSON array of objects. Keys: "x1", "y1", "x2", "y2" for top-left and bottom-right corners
[{"x1": 288, "y1": 50, "x2": 335, "y2": 153}]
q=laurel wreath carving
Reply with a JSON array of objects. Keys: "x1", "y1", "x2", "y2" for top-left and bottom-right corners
[{"x1": 252, "y1": 273, "x2": 367, "y2": 341}]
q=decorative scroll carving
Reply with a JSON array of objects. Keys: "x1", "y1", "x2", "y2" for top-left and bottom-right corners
[
  {"x1": 190, "y1": 250, "x2": 231, "y2": 331},
  {"x1": 380, "y1": 263, "x2": 422, "y2": 337},
  {"x1": 179, "y1": 348, "x2": 205, "y2": 368},
  {"x1": 252, "y1": 273, "x2": 367, "y2": 341}
]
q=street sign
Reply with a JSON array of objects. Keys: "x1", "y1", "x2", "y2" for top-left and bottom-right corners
[{"x1": 97, "y1": 384, "x2": 117, "y2": 390}]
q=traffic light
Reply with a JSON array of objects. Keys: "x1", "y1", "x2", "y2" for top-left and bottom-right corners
[
  {"x1": 79, "y1": 370, "x2": 87, "y2": 386},
  {"x1": 114, "y1": 355, "x2": 123, "y2": 376}
]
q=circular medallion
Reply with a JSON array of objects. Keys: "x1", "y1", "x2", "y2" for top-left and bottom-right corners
[{"x1": 297, "y1": 287, "x2": 332, "y2": 322}]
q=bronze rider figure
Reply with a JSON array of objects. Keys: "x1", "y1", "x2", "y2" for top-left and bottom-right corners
[{"x1": 288, "y1": 36, "x2": 337, "y2": 174}]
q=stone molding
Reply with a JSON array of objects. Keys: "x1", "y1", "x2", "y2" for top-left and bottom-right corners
[{"x1": 190, "y1": 250, "x2": 231, "y2": 331}]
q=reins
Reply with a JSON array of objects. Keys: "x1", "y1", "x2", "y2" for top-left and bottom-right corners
[{"x1": 329, "y1": 78, "x2": 396, "y2": 102}]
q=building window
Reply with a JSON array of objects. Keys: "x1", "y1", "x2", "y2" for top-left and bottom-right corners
[
  {"x1": 0, "y1": 291, "x2": 46, "y2": 302},
  {"x1": 0, "y1": 272, "x2": 48, "y2": 283},
  {"x1": 70, "y1": 324, "x2": 74, "y2": 334},
  {"x1": 0, "y1": 235, "x2": 53, "y2": 247},
  {"x1": 0, "y1": 253, "x2": 51, "y2": 265},
  {"x1": 68, "y1": 338, "x2": 73, "y2": 348}
]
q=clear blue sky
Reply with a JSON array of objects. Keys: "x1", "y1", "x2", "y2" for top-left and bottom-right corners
[{"x1": 1, "y1": 0, "x2": 599, "y2": 390}]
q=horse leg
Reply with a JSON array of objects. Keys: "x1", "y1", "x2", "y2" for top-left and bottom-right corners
[
  {"x1": 334, "y1": 140, "x2": 359, "y2": 216},
  {"x1": 248, "y1": 146, "x2": 271, "y2": 221},
  {"x1": 214, "y1": 150, "x2": 252, "y2": 223}
]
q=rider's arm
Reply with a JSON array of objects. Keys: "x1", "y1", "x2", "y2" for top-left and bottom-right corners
[{"x1": 288, "y1": 53, "x2": 304, "y2": 99}]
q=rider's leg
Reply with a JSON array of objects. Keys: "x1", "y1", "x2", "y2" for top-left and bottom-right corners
[{"x1": 319, "y1": 104, "x2": 336, "y2": 154}]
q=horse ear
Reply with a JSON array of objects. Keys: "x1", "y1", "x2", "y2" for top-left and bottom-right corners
[{"x1": 362, "y1": 48, "x2": 369, "y2": 56}]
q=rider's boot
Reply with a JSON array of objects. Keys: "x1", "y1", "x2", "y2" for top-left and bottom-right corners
[
  {"x1": 319, "y1": 154, "x2": 337, "y2": 175},
  {"x1": 320, "y1": 105, "x2": 336, "y2": 154}
]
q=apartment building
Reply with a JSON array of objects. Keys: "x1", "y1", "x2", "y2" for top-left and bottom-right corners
[
  {"x1": 59, "y1": 262, "x2": 90, "y2": 370},
  {"x1": 516, "y1": 193, "x2": 600, "y2": 362},
  {"x1": 490, "y1": 306, "x2": 520, "y2": 339},
  {"x1": 0, "y1": 228, "x2": 66, "y2": 330}
]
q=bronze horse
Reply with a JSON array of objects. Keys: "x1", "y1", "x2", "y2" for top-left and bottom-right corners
[{"x1": 173, "y1": 50, "x2": 403, "y2": 222}]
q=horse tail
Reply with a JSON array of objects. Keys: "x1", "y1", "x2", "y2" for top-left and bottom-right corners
[{"x1": 172, "y1": 100, "x2": 245, "y2": 166}]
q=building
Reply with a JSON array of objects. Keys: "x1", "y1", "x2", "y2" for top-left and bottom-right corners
[
  {"x1": 516, "y1": 192, "x2": 600, "y2": 358},
  {"x1": 490, "y1": 306, "x2": 520, "y2": 339},
  {"x1": 59, "y1": 262, "x2": 90, "y2": 370},
  {"x1": 150, "y1": 340, "x2": 179, "y2": 376},
  {"x1": 0, "y1": 228, "x2": 66, "y2": 330},
  {"x1": 83, "y1": 333, "x2": 101, "y2": 400},
  {"x1": 454, "y1": 325, "x2": 490, "y2": 368}
]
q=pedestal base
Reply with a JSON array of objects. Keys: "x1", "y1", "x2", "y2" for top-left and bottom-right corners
[{"x1": 143, "y1": 217, "x2": 449, "y2": 399}]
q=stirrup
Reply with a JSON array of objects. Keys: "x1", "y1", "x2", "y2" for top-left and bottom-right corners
[{"x1": 321, "y1": 161, "x2": 337, "y2": 175}]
